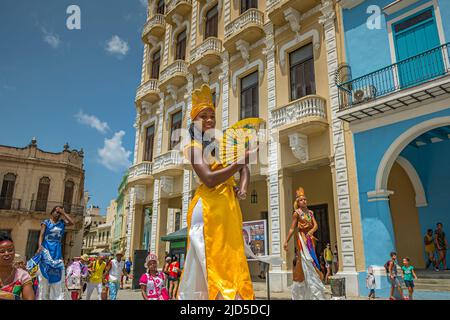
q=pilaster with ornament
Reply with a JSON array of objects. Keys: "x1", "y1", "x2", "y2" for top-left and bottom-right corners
[
  {"x1": 150, "y1": 180, "x2": 160, "y2": 254},
  {"x1": 264, "y1": 22, "x2": 282, "y2": 268},
  {"x1": 190, "y1": 0, "x2": 198, "y2": 53},
  {"x1": 125, "y1": 188, "x2": 135, "y2": 259},
  {"x1": 181, "y1": 74, "x2": 194, "y2": 228},
  {"x1": 141, "y1": 45, "x2": 149, "y2": 84},
  {"x1": 224, "y1": 0, "x2": 231, "y2": 25},
  {"x1": 133, "y1": 107, "x2": 142, "y2": 166},
  {"x1": 156, "y1": 92, "x2": 165, "y2": 156},
  {"x1": 219, "y1": 51, "x2": 230, "y2": 130},
  {"x1": 163, "y1": 23, "x2": 172, "y2": 67},
  {"x1": 319, "y1": 0, "x2": 357, "y2": 273}
]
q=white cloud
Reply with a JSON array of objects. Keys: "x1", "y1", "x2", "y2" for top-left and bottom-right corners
[
  {"x1": 75, "y1": 110, "x2": 110, "y2": 134},
  {"x1": 42, "y1": 28, "x2": 60, "y2": 49},
  {"x1": 98, "y1": 131, "x2": 132, "y2": 172},
  {"x1": 139, "y1": 0, "x2": 148, "y2": 7},
  {"x1": 105, "y1": 35, "x2": 129, "y2": 57}
]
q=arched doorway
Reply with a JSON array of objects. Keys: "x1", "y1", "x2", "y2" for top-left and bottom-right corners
[{"x1": 378, "y1": 120, "x2": 450, "y2": 269}]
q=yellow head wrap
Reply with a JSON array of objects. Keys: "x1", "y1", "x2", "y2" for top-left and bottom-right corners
[{"x1": 191, "y1": 84, "x2": 215, "y2": 121}]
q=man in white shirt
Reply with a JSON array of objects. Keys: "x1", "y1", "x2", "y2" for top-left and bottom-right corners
[{"x1": 105, "y1": 251, "x2": 127, "y2": 300}]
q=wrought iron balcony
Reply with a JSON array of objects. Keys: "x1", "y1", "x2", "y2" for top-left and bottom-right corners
[
  {"x1": 127, "y1": 161, "x2": 154, "y2": 187},
  {"x1": 190, "y1": 37, "x2": 223, "y2": 70},
  {"x1": 30, "y1": 200, "x2": 85, "y2": 215},
  {"x1": 166, "y1": 0, "x2": 192, "y2": 25},
  {"x1": 159, "y1": 60, "x2": 189, "y2": 90},
  {"x1": 0, "y1": 198, "x2": 22, "y2": 211},
  {"x1": 142, "y1": 14, "x2": 166, "y2": 43},
  {"x1": 152, "y1": 150, "x2": 184, "y2": 177},
  {"x1": 136, "y1": 79, "x2": 160, "y2": 104},
  {"x1": 271, "y1": 95, "x2": 327, "y2": 133},
  {"x1": 337, "y1": 43, "x2": 450, "y2": 122},
  {"x1": 224, "y1": 9, "x2": 264, "y2": 53}
]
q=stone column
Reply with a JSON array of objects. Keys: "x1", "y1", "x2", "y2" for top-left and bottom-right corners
[{"x1": 320, "y1": 0, "x2": 358, "y2": 296}]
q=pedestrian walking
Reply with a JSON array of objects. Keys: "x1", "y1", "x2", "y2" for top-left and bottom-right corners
[
  {"x1": 139, "y1": 253, "x2": 169, "y2": 300},
  {"x1": 332, "y1": 244, "x2": 339, "y2": 274},
  {"x1": 402, "y1": 257, "x2": 418, "y2": 300},
  {"x1": 435, "y1": 223, "x2": 448, "y2": 270},
  {"x1": 105, "y1": 251, "x2": 127, "y2": 300},
  {"x1": 66, "y1": 256, "x2": 87, "y2": 300},
  {"x1": 0, "y1": 232, "x2": 35, "y2": 300},
  {"x1": 86, "y1": 255, "x2": 106, "y2": 300},
  {"x1": 163, "y1": 256, "x2": 171, "y2": 289},
  {"x1": 122, "y1": 256, "x2": 132, "y2": 289},
  {"x1": 385, "y1": 252, "x2": 405, "y2": 300},
  {"x1": 424, "y1": 229, "x2": 438, "y2": 271},
  {"x1": 168, "y1": 255, "x2": 180, "y2": 299},
  {"x1": 366, "y1": 266, "x2": 376, "y2": 300},
  {"x1": 323, "y1": 243, "x2": 333, "y2": 284},
  {"x1": 36, "y1": 206, "x2": 74, "y2": 300}
]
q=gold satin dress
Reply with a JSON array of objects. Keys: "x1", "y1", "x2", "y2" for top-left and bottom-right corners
[{"x1": 178, "y1": 141, "x2": 254, "y2": 300}]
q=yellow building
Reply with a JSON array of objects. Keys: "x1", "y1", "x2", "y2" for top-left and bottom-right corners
[
  {"x1": 81, "y1": 205, "x2": 113, "y2": 255},
  {"x1": 126, "y1": 0, "x2": 362, "y2": 295},
  {"x1": 0, "y1": 138, "x2": 86, "y2": 261}
]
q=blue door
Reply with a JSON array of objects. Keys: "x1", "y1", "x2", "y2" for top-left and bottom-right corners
[{"x1": 393, "y1": 8, "x2": 443, "y2": 88}]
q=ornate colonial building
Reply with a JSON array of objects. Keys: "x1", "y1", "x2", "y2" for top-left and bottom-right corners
[
  {"x1": 125, "y1": 0, "x2": 363, "y2": 295},
  {"x1": 0, "y1": 138, "x2": 86, "y2": 261}
]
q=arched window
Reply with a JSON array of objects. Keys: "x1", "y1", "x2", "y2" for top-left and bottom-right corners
[
  {"x1": 176, "y1": 29, "x2": 187, "y2": 61},
  {"x1": 205, "y1": 5, "x2": 218, "y2": 39},
  {"x1": 156, "y1": 0, "x2": 165, "y2": 15},
  {"x1": 0, "y1": 173, "x2": 16, "y2": 210},
  {"x1": 241, "y1": 0, "x2": 257, "y2": 14},
  {"x1": 63, "y1": 180, "x2": 75, "y2": 213},
  {"x1": 35, "y1": 177, "x2": 50, "y2": 212},
  {"x1": 151, "y1": 50, "x2": 161, "y2": 79}
]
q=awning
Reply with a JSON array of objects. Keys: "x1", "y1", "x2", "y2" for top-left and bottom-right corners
[{"x1": 161, "y1": 227, "x2": 187, "y2": 242}]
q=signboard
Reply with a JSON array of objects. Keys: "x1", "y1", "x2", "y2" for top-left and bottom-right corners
[{"x1": 242, "y1": 219, "x2": 268, "y2": 260}]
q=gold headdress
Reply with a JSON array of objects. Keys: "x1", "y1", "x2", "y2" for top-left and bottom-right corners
[
  {"x1": 191, "y1": 84, "x2": 215, "y2": 120},
  {"x1": 296, "y1": 187, "x2": 305, "y2": 198},
  {"x1": 294, "y1": 187, "x2": 306, "y2": 209}
]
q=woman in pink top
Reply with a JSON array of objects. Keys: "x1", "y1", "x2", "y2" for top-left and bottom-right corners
[{"x1": 139, "y1": 253, "x2": 169, "y2": 300}]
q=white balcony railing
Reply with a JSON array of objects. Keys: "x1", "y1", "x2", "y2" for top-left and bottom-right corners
[
  {"x1": 152, "y1": 150, "x2": 184, "y2": 172},
  {"x1": 225, "y1": 9, "x2": 264, "y2": 39},
  {"x1": 142, "y1": 14, "x2": 165, "y2": 37},
  {"x1": 136, "y1": 79, "x2": 159, "y2": 101},
  {"x1": 159, "y1": 60, "x2": 189, "y2": 84},
  {"x1": 129, "y1": 162, "x2": 153, "y2": 179},
  {"x1": 190, "y1": 37, "x2": 223, "y2": 63},
  {"x1": 167, "y1": 0, "x2": 192, "y2": 13},
  {"x1": 271, "y1": 95, "x2": 327, "y2": 128}
]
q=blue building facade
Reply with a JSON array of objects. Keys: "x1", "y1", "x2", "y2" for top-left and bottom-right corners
[{"x1": 338, "y1": 0, "x2": 450, "y2": 297}]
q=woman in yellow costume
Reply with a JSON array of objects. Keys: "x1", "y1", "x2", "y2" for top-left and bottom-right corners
[
  {"x1": 284, "y1": 187, "x2": 326, "y2": 300},
  {"x1": 177, "y1": 84, "x2": 255, "y2": 300}
]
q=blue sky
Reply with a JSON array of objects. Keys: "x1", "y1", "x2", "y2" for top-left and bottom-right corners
[{"x1": 0, "y1": 0, "x2": 149, "y2": 214}]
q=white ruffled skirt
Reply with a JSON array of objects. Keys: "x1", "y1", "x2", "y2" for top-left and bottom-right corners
[{"x1": 291, "y1": 234, "x2": 326, "y2": 300}]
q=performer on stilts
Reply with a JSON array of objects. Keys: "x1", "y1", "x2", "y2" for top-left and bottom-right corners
[
  {"x1": 177, "y1": 84, "x2": 256, "y2": 300},
  {"x1": 31, "y1": 206, "x2": 73, "y2": 300},
  {"x1": 284, "y1": 187, "x2": 326, "y2": 300}
]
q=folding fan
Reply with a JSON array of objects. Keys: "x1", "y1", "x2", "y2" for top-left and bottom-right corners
[{"x1": 219, "y1": 117, "x2": 265, "y2": 166}]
